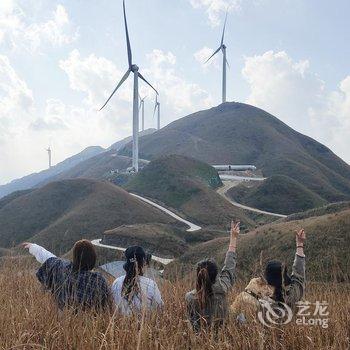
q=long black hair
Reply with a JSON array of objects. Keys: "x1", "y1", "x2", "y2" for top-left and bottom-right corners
[
  {"x1": 121, "y1": 246, "x2": 146, "y2": 302},
  {"x1": 265, "y1": 260, "x2": 292, "y2": 303},
  {"x1": 196, "y1": 259, "x2": 218, "y2": 310}
]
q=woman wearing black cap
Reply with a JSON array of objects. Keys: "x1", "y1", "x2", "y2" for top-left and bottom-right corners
[
  {"x1": 264, "y1": 229, "x2": 306, "y2": 308},
  {"x1": 111, "y1": 245, "x2": 163, "y2": 315}
]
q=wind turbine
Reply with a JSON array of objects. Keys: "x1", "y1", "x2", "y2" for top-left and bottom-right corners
[
  {"x1": 139, "y1": 95, "x2": 147, "y2": 132},
  {"x1": 205, "y1": 12, "x2": 229, "y2": 103},
  {"x1": 100, "y1": 0, "x2": 158, "y2": 172},
  {"x1": 46, "y1": 146, "x2": 52, "y2": 169},
  {"x1": 153, "y1": 94, "x2": 160, "y2": 130}
]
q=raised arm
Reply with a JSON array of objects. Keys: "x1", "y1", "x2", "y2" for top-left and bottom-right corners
[
  {"x1": 217, "y1": 221, "x2": 240, "y2": 293},
  {"x1": 286, "y1": 229, "x2": 306, "y2": 307},
  {"x1": 21, "y1": 242, "x2": 56, "y2": 264}
]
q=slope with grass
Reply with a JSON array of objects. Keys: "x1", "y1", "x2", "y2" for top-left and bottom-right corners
[
  {"x1": 227, "y1": 175, "x2": 327, "y2": 215},
  {"x1": 120, "y1": 102, "x2": 350, "y2": 204},
  {"x1": 0, "y1": 146, "x2": 104, "y2": 199},
  {"x1": 36, "y1": 151, "x2": 148, "y2": 188},
  {"x1": 102, "y1": 223, "x2": 188, "y2": 258},
  {"x1": 0, "y1": 178, "x2": 177, "y2": 254},
  {"x1": 166, "y1": 207, "x2": 350, "y2": 282},
  {"x1": 125, "y1": 155, "x2": 254, "y2": 229},
  {"x1": 1, "y1": 259, "x2": 349, "y2": 349},
  {"x1": 108, "y1": 128, "x2": 156, "y2": 151}
]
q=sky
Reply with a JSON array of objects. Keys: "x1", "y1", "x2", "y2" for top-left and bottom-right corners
[{"x1": 0, "y1": 0, "x2": 349, "y2": 185}]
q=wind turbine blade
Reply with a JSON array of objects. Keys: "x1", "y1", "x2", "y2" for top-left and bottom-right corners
[
  {"x1": 99, "y1": 69, "x2": 131, "y2": 110},
  {"x1": 138, "y1": 72, "x2": 159, "y2": 95},
  {"x1": 123, "y1": 0, "x2": 132, "y2": 68},
  {"x1": 220, "y1": 11, "x2": 228, "y2": 46},
  {"x1": 205, "y1": 46, "x2": 221, "y2": 63},
  {"x1": 153, "y1": 103, "x2": 157, "y2": 117},
  {"x1": 226, "y1": 58, "x2": 230, "y2": 68}
]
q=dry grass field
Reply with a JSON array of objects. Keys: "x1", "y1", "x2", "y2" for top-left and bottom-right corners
[{"x1": 1, "y1": 260, "x2": 349, "y2": 350}]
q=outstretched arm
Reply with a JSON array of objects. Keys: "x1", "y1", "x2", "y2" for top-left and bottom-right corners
[
  {"x1": 286, "y1": 229, "x2": 306, "y2": 307},
  {"x1": 21, "y1": 242, "x2": 56, "y2": 264},
  {"x1": 218, "y1": 221, "x2": 240, "y2": 293}
]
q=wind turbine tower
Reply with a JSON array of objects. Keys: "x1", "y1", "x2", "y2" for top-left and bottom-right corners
[
  {"x1": 153, "y1": 95, "x2": 161, "y2": 130},
  {"x1": 100, "y1": 0, "x2": 158, "y2": 172},
  {"x1": 205, "y1": 13, "x2": 229, "y2": 103},
  {"x1": 46, "y1": 146, "x2": 52, "y2": 169}
]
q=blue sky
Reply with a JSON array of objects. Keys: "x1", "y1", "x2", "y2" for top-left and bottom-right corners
[{"x1": 0, "y1": 0, "x2": 349, "y2": 184}]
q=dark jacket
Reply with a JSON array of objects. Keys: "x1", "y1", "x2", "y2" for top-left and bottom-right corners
[{"x1": 37, "y1": 257, "x2": 111, "y2": 310}]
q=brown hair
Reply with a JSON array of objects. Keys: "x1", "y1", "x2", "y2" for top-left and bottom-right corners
[
  {"x1": 196, "y1": 259, "x2": 218, "y2": 310},
  {"x1": 72, "y1": 240, "x2": 96, "y2": 272}
]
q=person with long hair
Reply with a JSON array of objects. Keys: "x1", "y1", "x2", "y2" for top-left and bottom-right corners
[
  {"x1": 264, "y1": 229, "x2": 306, "y2": 307},
  {"x1": 111, "y1": 245, "x2": 163, "y2": 315},
  {"x1": 185, "y1": 221, "x2": 240, "y2": 332},
  {"x1": 22, "y1": 240, "x2": 112, "y2": 311}
]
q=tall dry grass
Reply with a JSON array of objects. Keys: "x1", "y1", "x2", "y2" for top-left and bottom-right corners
[{"x1": 0, "y1": 260, "x2": 349, "y2": 350}]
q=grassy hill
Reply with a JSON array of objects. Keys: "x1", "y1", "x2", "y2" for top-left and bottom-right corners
[
  {"x1": 0, "y1": 146, "x2": 104, "y2": 199},
  {"x1": 125, "y1": 155, "x2": 254, "y2": 229},
  {"x1": 36, "y1": 151, "x2": 148, "y2": 187},
  {"x1": 102, "y1": 223, "x2": 188, "y2": 258},
  {"x1": 227, "y1": 175, "x2": 327, "y2": 215},
  {"x1": 0, "y1": 189, "x2": 33, "y2": 210},
  {"x1": 120, "y1": 102, "x2": 350, "y2": 204},
  {"x1": 166, "y1": 207, "x2": 350, "y2": 282},
  {"x1": 285, "y1": 201, "x2": 350, "y2": 221},
  {"x1": 108, "y1": 128, "x2": 156, "y2": 151},
  {"x1": 0, "y1": 179, "x2": 177, "y2": 254}
]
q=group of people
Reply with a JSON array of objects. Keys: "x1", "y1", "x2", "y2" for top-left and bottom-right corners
[{"x1": 23, "y1": 221, "x2": 306, "y2": 331}]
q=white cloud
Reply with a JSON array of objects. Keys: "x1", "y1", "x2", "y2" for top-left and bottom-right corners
[
  {"x1": 0, "y1": 54, "x2": 34, "y2": 140},
  {"x1": 242, "y1": 50, "x2": 350, "y2": 163},
  {"x1": 0, "y1": 2, "x2": 78, "y2": 52},
  {"x1": 189, "y1": 0, "x2": 241, "y2": 26},
  {"x1": 145, "y1": 49, "x2": 213, "y2": 115}
]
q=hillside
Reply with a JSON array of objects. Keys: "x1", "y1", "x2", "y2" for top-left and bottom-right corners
[
  {"x1": 166, "y1": 208, "x2": 350, "y2": 282},
  {"x1": 0, "y1": 189, "x2": 33, "y2": 210},
  {"x1": 108, "y1": 128, "x2": 156, "y2": 151},
  {"x1": 125, "y1": 155, "x2": 254, "y2": 229},
  {"x1": 227, "y1": 175, "x2": 327, "y2": 215},
  {"x1": 285, "y1": 201, "x2": 350, "y2": 221},
  {"x1": 0, "y1": 146, "x2": 104, "y2": 199},
  {"x1": 119, "y1": 102, "x2": 350, "y2": 204},
  {"x1": 36, "y1": 151, "x2": 148, "y2": 187},
  {"x1": 0, "y1": 178, "x2": 177, "y2": 254},
  {"x1": 102, "y1": 223, "x2": 188, "y2": 258}
]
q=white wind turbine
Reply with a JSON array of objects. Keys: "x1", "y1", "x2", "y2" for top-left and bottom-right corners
[
  {"x1": 205, "y1": 12, "x2": 229, "y2": 103},
  {"x1": 139, "y1": 95, "x2": 147, "y2": 132},
  {"x1": 100, "y1": 0, "x2": 158, "y2": 172},
  {"x1": 153, "y1": 94, "x2": 160, "y2": 130},
  {"x1": 46, "y1": 146, "x2": 52, "y2": 169}
]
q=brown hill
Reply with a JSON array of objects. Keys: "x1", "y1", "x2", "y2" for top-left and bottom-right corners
[
  {"x1": 0, "y1": 179, "x2": 177, "y2": 254},
  {"x1": 125, "y1": 155, "x2": 254, "y2": 229},
  {"x1": 166, "y1": 207, "x2": 350, "y2": 282},
  {"x1": 227, "y1": 175, "x2": 327, "y2": 215},
  {"x1": 120, "y1": 102, "x2": 350, "y2": 204}
]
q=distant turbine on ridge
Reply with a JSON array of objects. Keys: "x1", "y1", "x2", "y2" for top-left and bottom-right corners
[
  {"x1": 139, "y1": 94, "x2": 147, "y2": 132},
  {"x1": 153, "y1": 94, "x2": 160, "y2": 130},
  {"x1": 205, "y1": 12, "x2": 229, "y2": 103},
  {"x1": 46, "y1": 146, "x2": 52, "y2": 169},
  {"x1": 99, "y1": 0, "x2": 158, "y2": 172}
]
